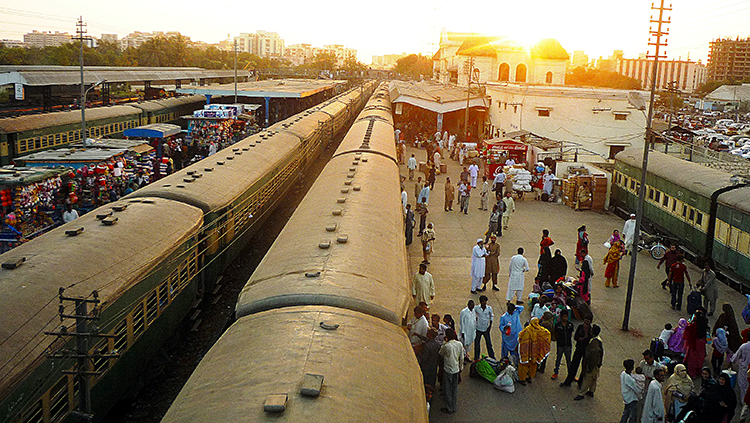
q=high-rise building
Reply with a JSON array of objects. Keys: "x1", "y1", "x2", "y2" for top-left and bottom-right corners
[
  {"x1": 372, "y1": 53, "x2": 408, "y2": 69},
  {"x1": 0, "y1": 39, "x2": 26, "y2": 48},
  {"x1": 234, "y1": 31, "x2": 284, "y2": 57},
  {"x1": 100, "y1": 34, "x2": 118, "y2": 43},
  {"x1": 708, "y1": 37, "x2": 750, "y2": 81},
  {"x1": 571, "y1": 51, "x2": 589, "y2": 68},
  {"x1": 23, "y1": 31, "x2": 72, "y2": 48},
  {"x1": 616, "y1": 58, "x2": 707, "y2": 93}
]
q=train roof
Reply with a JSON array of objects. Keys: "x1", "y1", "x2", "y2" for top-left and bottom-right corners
[
  {"x1": 160, "y1": 306, "x2": 428, "y2": 423},
  {"x1": 332, "y1": 112, "x2": 397, "y2": 161},
  {"x1": 0, "y1": 198, "x2": 202, "y2": 396},
  {"x1": 235, "y1": 153, "x2": 410, "y2": 324},
  {"x1": 0, "y1": 105, "x2": 142, "y2": 134},
  {"x1": 124, "y1": 131, "x2": 300, "y2": 213},
  {"x1": 269, "y1": 109, "x2": 332, "y2": 141},
  {"x1": 128, "y1": 95, "x2": 206, "y2": 112},
  {"x1": 718, "y1": 185, "x2": 750, "y2": 211},
  {"x1": 615, "y1": 148, "x2": 734, "y2": 198}
]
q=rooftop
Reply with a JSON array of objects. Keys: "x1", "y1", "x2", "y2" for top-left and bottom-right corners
[{"x1": 175, "y1": 79, "x2": 348, "y2": 99}]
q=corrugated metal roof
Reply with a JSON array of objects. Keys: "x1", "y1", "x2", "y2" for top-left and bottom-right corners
[
  {"x1": 15, "y1": 147, "x2": 126, "y2": 164},
  {"x1": 388, "y1": 80, "x2": 487, "y2": 113},
  {"x1": 0, "y1": 66, "x2": 250, "y2": 87},
  {"x1": 129, "y1": 95, "x2": 206, "y2": 112},
  {"x1": 0, "y1": 166, "x2": 70, "y2": 186},
  {"x1": 0, "y1": 105, "x2": 141, "y2": 133},
  {"x1": 123, "y1": 123, "x2": 181, "y2": 138},
  {"x1": 175, "y1": 79, "x2": 347, "y2": 99}
]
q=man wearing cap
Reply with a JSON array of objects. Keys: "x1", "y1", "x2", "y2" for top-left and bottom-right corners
[
  {"x1": 471, "y1": 240, "x2": 487, "y2": 294},
  {"x1": 480, "y1": 235, "x2": 501, "y2": 292},
  {"x1": 622, "y1": 214, "x2": 637, "y2": 255}
]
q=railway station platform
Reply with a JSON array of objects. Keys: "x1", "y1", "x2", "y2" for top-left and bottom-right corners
[{"x1": 399, "y1": 145, "x2": 749, "y2": 422}]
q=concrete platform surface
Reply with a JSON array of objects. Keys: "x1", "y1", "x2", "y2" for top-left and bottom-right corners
[{"x1": 401, "y1": 146, "x2": 748, "y2": 423}]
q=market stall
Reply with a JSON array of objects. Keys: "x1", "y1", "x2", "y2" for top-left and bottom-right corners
[
  {"x1": 184, "y1": 104, "x2": 253, "y2": 161},
  {"x1": 0, "y1": 167, "x2": 69, "y2": 252},
  {"x1": 482, "y1": 138, "x2": 530, "y2": 178}
]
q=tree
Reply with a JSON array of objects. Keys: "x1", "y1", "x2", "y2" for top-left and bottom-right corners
[
  {"x1": 393, "y1": 54, "x2": 432, "y2": 80},
  {"x1": 565, "y1": 67, "x2": 642, "y2": 90}
]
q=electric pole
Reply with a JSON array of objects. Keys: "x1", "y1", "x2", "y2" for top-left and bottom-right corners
[
  {"x1": 622, "y1": 0, "x2": 671, "y2": 331},
  {"x1": 76, "y1": 17, "x2": 90, "y2": 146},
  {"x1": 45, "y1": 288, "x2": 117, "y2": 422}
]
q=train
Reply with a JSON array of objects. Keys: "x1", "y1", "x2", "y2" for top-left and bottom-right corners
[
  {"x1": 159, "y1": 83, "x2": 429, "y2": 422},
  {"x1": 0, "y1": 81, "x2": 378, "y2": 423},
  {"x1": 612, "y1": 147, "x2": 750, "y2": 291},
  {"x1": 0, "y1": 95, "x2": 209, "y2": 166}
]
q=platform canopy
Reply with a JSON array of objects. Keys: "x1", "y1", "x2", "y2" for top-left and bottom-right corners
[
  {"x1": 389, "y1": 80, "x2": 487, "y2": 114},
  {"x1": 123, "y1": 123, "x2": 181, "y2": 139},
  {"x1": 175, "y1": 79, "x2": 347, "y2": 99}
]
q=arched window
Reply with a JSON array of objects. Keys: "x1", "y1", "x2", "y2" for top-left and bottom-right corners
[
  {"x1": 515, "y1": 64, "x2": 527, "y2": 83},
  {"x1": 498, "y1": 63, "x2": 510, "y2": 81},
  {"x1": 545, "y1": 71, "x2": 553, "y2": 84}
]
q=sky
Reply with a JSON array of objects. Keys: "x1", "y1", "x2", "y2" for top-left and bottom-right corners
[{"x1": 0, "y1": 0, "x2": 748, "y2": 65}]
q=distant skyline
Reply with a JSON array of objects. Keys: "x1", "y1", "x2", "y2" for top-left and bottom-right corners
[{"x1": 0, "y1": 0, "x2": 748, "y2": 65}]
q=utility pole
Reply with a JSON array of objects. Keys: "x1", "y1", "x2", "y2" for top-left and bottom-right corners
[
  {"x1": 76, "y1": 17, "x2": 89, "y2": 146},
  {"x1": 622, "y1": 0, "x2": 670, "y2": 331},
  {"x1": 463, "y1": 55, "x2": 475, "y2": 143},
  {"x1": 45, "y1": 288, "x2": 117, "y2": 422},
  {"x1": 665, "y1": 80, "x2": 678, "y2": 154}
]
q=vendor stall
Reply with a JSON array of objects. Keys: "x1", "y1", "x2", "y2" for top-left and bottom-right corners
[
  {"x1": 184, "y1": 104, "x2": 251, "y2": 160},
  {"x1": 482, "y1": 138, "x2": 530, "y2": 178},
  {"x1": 0, "y1": 167, "x2": 69, "y2": 251}
]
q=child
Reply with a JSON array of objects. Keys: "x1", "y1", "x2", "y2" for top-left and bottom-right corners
[
  {"x1": 443, "y1": 314, "x2": 456, "y2": 332},
  {"x1": 659, "y1": 323, "x2": 673, "y2": 349},
  {"x1": 633, "y1": 366, "x2": 647, "y2": 418}
]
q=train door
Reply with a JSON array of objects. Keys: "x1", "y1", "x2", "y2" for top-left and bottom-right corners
[{"x1": 725, "y1": 210, "x2": 743, "y2": 272}]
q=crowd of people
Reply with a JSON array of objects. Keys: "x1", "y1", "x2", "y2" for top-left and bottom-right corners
[{"x1": 400, "y1": 125, "x2": 750, "y2": 422}]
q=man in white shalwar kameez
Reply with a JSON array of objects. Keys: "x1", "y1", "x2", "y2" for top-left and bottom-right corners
[
  {"x1": 433, "y1": 151, "x2": 441, "y2": 172},
  {"x1": 733, "y1": 339, "x2": 750, "y2": 400},
  {"x1": 641, "y1": 368, "x2": 666, "y2": 423},
  {"x1": 622, "y1": 214, "x2": 637, "y2": 254},
  {"x1": 412, "y1": 263, "x2": 435, "y2": 308},
  {"x1": 468, "y1": 163, "x2": 479, "y2": 188},
  {"x1": 459, "y1": 300, "x2": 477, "y2": 360},
  {"x1": 507, "y1": 247, "x2": 530, "y2": 303},
  {"x1": 471, "y1": 240, "x2": 487, "y2": 294}
]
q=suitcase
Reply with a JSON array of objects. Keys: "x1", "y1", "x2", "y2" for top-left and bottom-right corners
[
  {"x1": 686, "y1": 290, "x2": 701, "y2": 315},
  {"x1": 650, "y1": 338, "x2": 665, "y2": 358}
]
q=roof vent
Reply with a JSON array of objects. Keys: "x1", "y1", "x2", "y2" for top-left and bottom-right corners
[
  {"x1": 336, "y1": 235, "x2": 348, "y2": 244},
  {"x1": 344, "y1": 180, "x2": 352, "y2": 186},
  {"x1": 2, "y1": 257, "x2": 25, "y2": 269},
  {"x1": 318, "y1": 240, "x2": 331, "y2": 249},
  {"x1": 300, "y1": 374, "x2": 324, "y2": 397},
  {"x1": 332, "y1": 209, "x2": 342, "y2": 216},
  {"x1": 65, "y1": 228, "x2": 84, "y2": 236},
  {"x1": 102, "y1": 216, "x2": 118, "y2": 226},
  {"x1": 112, "y1": 205, "x2": 128, "y2": 212},
  {"x1": 337, "y1": 198, "x2": 346, "y2": 203},
  {"x1": 183, "y1": 178, "x2": 194, "y2": 183},
  {"x1": 325, "y1": 223, "x2": 337, "y2": 231},
  {"x1": 204, "y1": 167, "x2": 214, "y2": 172},
  {"x1": 216, "y1": 161, "x2": 224, "y2": 165},
  {"x1": 96, "y1": 211, "x2": 113, "y2": 220},
  {"x1": 263, "y1": 394, "x2": 287, "y2": 413},
  {"x1": 305, "y1": 271, "x2": 321, "y2": 278}
]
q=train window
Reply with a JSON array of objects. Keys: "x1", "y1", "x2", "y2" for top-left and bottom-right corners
[
  {"x1": 133, "y1": 302, "x2": 145, "y2": 339},
  {"x1": 62, "y1": 133, "x2": 68, "y2": 144},
  {"x1": 717, "y1": 220, "x2": 730, "y2": 244},
  {"x1": 654, "y1": 191, "x2": 661, "y2": 203},
  {"x1": 648, "y1": 188, "x2": 654, "y2": 200},
  {"x1": 146, "y1": 290, "x2": 158, "y2": 324},
  {"x1": 630, "y1": 180, "x2": 636, "y2": 191},
  {"x1": 696, "y1": 212, "x2": 703, "y2": 226},
  {"x1": 18, "y1": 139, "x2": 26, "y2": 153},
  {"x1": 188, "y1": 250, "x2": 198, "y2": 278},
  {"x1": 34, "y1": 138, "x2": 41, "y2": 150},
  {"x1": 689, "y1": 208, "x2": 695, "y2": 222},
  {"x1": 672, "y1": 200, "x2": 678, "y2": 213},
  {"x1": 49, "y1": 376, "x2": 70, "y2": 422},
  {"x1": 730, "y1": 228, "x2": 741, "y2": 250},
  {"x1": 169, "y1": 269, "x2": 179, "y2": 298},
  {"x1": 114, "y1": 319, "x2": 127, "y2": 353},
  {"x1": 41, "y1": 136, "x2": 48, "y2": 148},
  {"x1": 158, "y1": 282, "x2": 169, "y2": 310},
  {"x1": 739, "y1": 231, "x2": 750, "y2": 255},
  {"x1": 92, "y1": 338, "x2": 110, "y2": 375},
  {"x1": 55, "y1": 133, "x2": 61, "y2": 144},
  {"x1": 179, "y1": 263, "x2": 189, "y2": 290},
  {"x1": 682, "y1": 205, "x2": 688, "y2": 219},
  {"x1": 20, "y1": 399, "x2": 43, "y2": 423}
]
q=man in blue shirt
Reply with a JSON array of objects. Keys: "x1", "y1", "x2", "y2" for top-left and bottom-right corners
[{"x1": 498, "y1": 302, "x2": 524, "y2": 366}]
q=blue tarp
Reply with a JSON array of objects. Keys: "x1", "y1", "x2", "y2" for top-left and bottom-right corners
[{"x1": 123, "y1": 123, "x2": 181, "y2": 139}]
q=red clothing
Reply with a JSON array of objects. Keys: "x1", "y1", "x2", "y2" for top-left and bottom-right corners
[
  {"x1": 670, "y1": 262, "x2": 688, "y2": 284},
  {"x1": 540, "y1": 237, "x2": 554, "y2": 255},
  {"x1": 659, "y1": 249, "x2": 680, "y2": 269}
]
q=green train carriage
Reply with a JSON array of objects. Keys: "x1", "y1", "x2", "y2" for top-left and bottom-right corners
[
  {"x1": 613, "y1": 148, "x2": 750, "y2": 291},
  {"x1": 0, "y1": 198, "x2": 203, "y2": 423}
]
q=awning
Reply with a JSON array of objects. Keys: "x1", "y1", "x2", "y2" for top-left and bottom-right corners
[
  {"x1": 131, "y1": 144, "x2": 154, "y2": 154},
  {"x1": 123, "y1": 123, "x2": 181, "y2": 139}
]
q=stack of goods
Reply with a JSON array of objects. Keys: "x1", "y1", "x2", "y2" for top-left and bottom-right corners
[
  {"x1": 507, "y1": 168, "x2": 532, "y2": 192},
  {"x1": 592, "y1": 175, "x2": 608, "y2": 211}
]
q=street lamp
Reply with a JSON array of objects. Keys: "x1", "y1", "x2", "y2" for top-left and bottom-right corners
[{"x1": 81, "y1": 79, "x2": 106, "y2": 147}]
